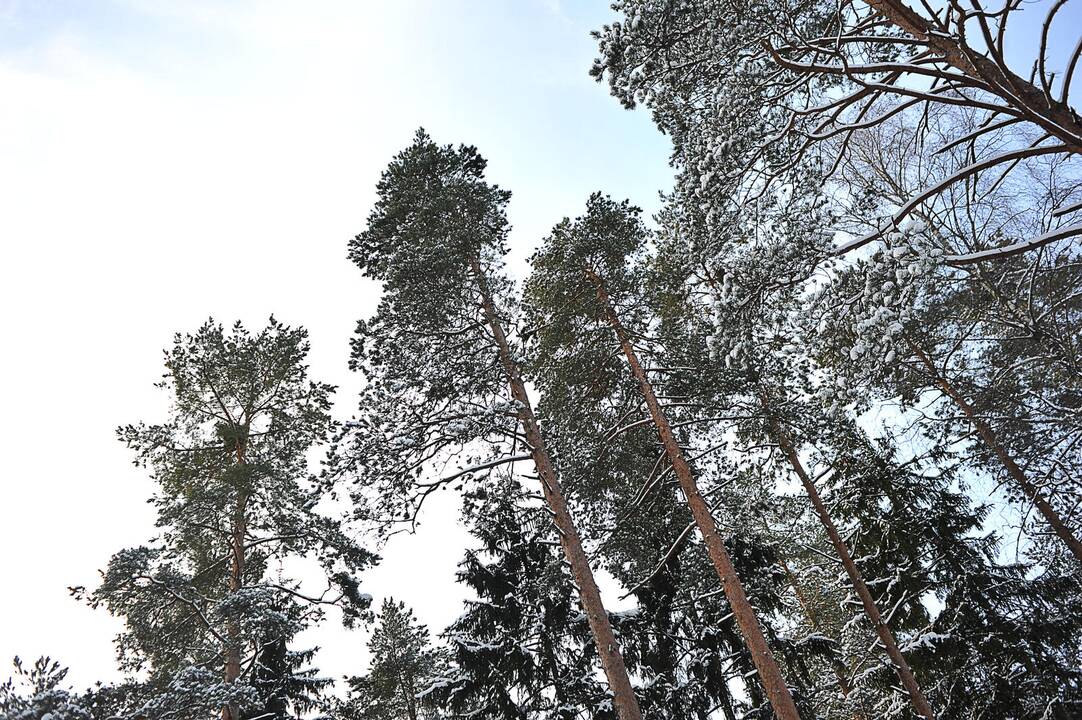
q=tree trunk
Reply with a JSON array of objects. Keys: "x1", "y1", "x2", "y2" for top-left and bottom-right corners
[
  {"x1": 906, "y1": 338, "x2": 1082, "y2": 564},
  {"x1": 586, "y1": 270, "x2": 802, "y2": 720},
  {"x1": 471, "y1": 258, "x2": 644, "y2": 720},
  {"x1": 223, "y1": 442, "x2": 248, "y2": 720},
  {"x1": 865, "y1": 0, "x2": 1082, "y2": 152},
  {"x1": 762, "y1": 393, "x2": 934, "y2": 719}
]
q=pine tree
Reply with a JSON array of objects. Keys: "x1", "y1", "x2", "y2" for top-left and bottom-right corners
[
  {"x1": 81, "y1": 319, "x2": 375, "y2": 720},
  {"x1": 339, "y1": 599, "x2": 436, "y2": 720},
  {"x1": 524, "y1": 193, "x2": 803, "y2": 720},
  {"x1": 331, "y1": 130, "x2": 644, "y2": 720},
  {"x1": 807, "y1": 222, "x2": 1082, "y2": 566}
]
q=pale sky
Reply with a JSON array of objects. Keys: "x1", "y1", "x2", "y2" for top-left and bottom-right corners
[{"x1": 0, "y1": 0, "x2": 672, "y2": 691}]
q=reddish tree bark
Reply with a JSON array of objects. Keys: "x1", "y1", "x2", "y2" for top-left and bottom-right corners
[
  {"x1": 587, "y1": 270, "x2": 802, "y2": 720},
  {"x1": 223, "y1": 440, "x2": 248, "y2": 720},
  {"x1": 472, "y1": 258, "x2": 644, "y2": 720}
]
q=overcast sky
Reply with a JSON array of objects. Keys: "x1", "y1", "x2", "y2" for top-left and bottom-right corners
[{"x1": 0, "y1": 0, "x2": 672, "y2": 691}]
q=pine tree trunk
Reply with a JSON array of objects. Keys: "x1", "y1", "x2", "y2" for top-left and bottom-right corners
[
  {"x1": 863, "y1": 0, "x2": 1082, "y2": 153},
  {"x1": 223, "y1": 442, "x2": 248, "y2": 720},
  {"x1": 471, "y1": 258, "x2": 644, "y2": 720},
  {"x1": 586, "y1": 271, "x2": 802, "y2": 720},
  {"x1": 762, "y1": 394, "x2": 934, "y2": 719},
  {"x1": 906, "y1": 338, "x2": 1082, "y2": 564}
]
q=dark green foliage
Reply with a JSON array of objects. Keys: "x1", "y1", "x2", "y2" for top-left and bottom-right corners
[
  {"x1": 429, "y1": 486, "x2": 614, "y2": 720},
  {"x1": 331, "y1": 129, "x2": 525, "y2": 530},
  {"x1": 80, "y1": 319, "x2": 374, "y2": 719}
]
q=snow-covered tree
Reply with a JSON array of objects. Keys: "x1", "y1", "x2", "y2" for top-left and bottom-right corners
[
  {"x1": 0, "y1": 658, "x2": 92, "y2": 720},
  {"x1": 338, "y1": 599, "x2": 436, "y2": 720},
  {"x1": 592, "y1": 0, "x2": 1082, "y2": 569},
  {"x1": 80, "y1": 319, "x2": 375, "y2": 720},
  {"x1": 426, "y1": 485, "x2": 614, "y2": 720},
  {"x1": 592, "y1": 0, "x2": 1082, "y2": 264},
  {"x1": 330, "y1": 130, "x2": 644, "y2": 720},
  {"x1": 524, "y1": 194, "x2": 804, "y2": 720}
]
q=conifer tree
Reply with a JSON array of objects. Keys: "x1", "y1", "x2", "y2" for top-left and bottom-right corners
[
  {"x1": 0, "y1": 657, "x2": 92, "y2": 720},
  {"x1": 427, "y1": 484, "x2": 614, "y2": 719},
  {"x1": 81, "y1": 319, "x2": 375, "y2": 720},
  {"x1": 592, "y1": 0, "x2": 1082, "y2": 568},
  {"x1": 646, "y1": 190, "x2": 1082, "y2": 718},
  {"x1": 339, "y1": 599, "x2": 436, "y2": 720},
  {"x1": 331, "y1": 130, "x2": 644, "y2": 720},
  {"x1": 525, "y1": 193, "x2": 802, "y2": 720}
]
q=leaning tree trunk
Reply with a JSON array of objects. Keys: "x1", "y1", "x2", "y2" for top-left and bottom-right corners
[
  {"x1": 761, "y1": 392, "x2": 935, "y2": 719},
  {"x1": 864, "y1": 0, "x2": 1082, "y2": 152},
  {"x1": 471, "y1": 258, "x2": 644, "y2": 720},
  {"x1": 906, "y1": 338, "x2": 1082, "y2": 565},
  {"x1": 586, "y1": 270, "x2": 802, "y2": 720},
  {"x1": 223, "y1": 440, "x2": 248, "y2": 720}
]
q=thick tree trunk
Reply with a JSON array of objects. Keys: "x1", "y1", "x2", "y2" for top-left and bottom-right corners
[
  {"x1": 586, "y1": 271, "x2": 802, "y2": 720},
  {"x1": 223, "y1": 443, "x2": 248, "y2": 720},
  {"x1": 762, "y1": 394, "x2": 934, "y2": 719},
  {"x1": 907, "y1": 339, "x2": 1082, "y2": 564},
  {"x1": 471, "y1": 258, "x2": 644, "y2": 720}
]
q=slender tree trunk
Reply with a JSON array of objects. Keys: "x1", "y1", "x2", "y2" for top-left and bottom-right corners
[
  {"x1": 906, "y1": 338, "x2": 1082, "y2": 564},
  {"x1": 223, "y1": 441, "x2": 248, "y2": 720},
  {"x1": 586, "y1": 271, "x2": 802, "y2": 720},
  {"x1": 471, "y1": 258, "x2": 644, "y2": 720},
  {"x1": 762, "y1": 394, "x2": 934, "y2": 719}
]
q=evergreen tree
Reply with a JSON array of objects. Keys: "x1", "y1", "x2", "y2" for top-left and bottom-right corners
[
  {"x1": 331, "y1": 130, "x2": 644, "y2": 720},
  {"x1": 592, "y1": 0, "x2": 1082, "y2": 568},
  {"x1": 525, "y1": 193, "x2": 803, "y2": 720},
  {"x1": 428, "y1": 485, "x2": 614, "y2": 720},
  {"x1": 340, "y1": 599, "x2": 436, "y2": 720},
  {"x1": 80, "y1": 319, "x2": 375, "y2": 720},
  {"x1": 0, "y1": 657, "x2": 92, "y2": 720}
]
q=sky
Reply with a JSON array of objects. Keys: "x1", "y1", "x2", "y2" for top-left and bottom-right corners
[{"x1": 0, "y1": 0, "x2": 673, "y2": 691}]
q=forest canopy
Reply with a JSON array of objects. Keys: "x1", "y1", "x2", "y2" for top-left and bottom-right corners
[{"x1": 5, "y1": 1, "x2": 1081, "y2": 719}]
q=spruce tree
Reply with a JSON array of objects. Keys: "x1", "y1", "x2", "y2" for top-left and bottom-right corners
[
  {"x1": 332, "y1": 130, "x2": 644, "y2": 720},
  {"x1": 428, "y1": 484, "x2": 614, "y2": 719},
  {"x1": 0, "y1": 658, "x2": 92, "y2": 720},
  {"x1": 81, "y1": 319, "x2": 375, "y2": 720}
]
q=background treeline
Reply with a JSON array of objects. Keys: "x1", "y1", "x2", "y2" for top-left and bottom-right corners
[{"x1": 4, "y1": 0, "x2": 1081, "y2": 719}]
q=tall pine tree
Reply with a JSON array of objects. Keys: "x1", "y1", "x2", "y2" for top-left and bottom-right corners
[{"x1": 331, "y1": 131, "x2": 644, "y2": 720}]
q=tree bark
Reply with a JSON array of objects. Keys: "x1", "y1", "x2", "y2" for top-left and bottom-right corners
[
  {"x1": 586, "y1": 270, "x2": 802, "y2": 720},
  {"x1": 907, "y1": 338, "x2": 1082, "y2": 565},
  {"x1": 471, "y1": 258, "x2": 644, "y2": 720},
  {"x1": 223, "y1": 441, "x2": 248, "y2": 720},
  {"x1": 762, "y1": 393, "x2": 934, "y2": 719},
  {"x1": 865, "y1": 0, "x2": 1082, "y2": 153}
]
